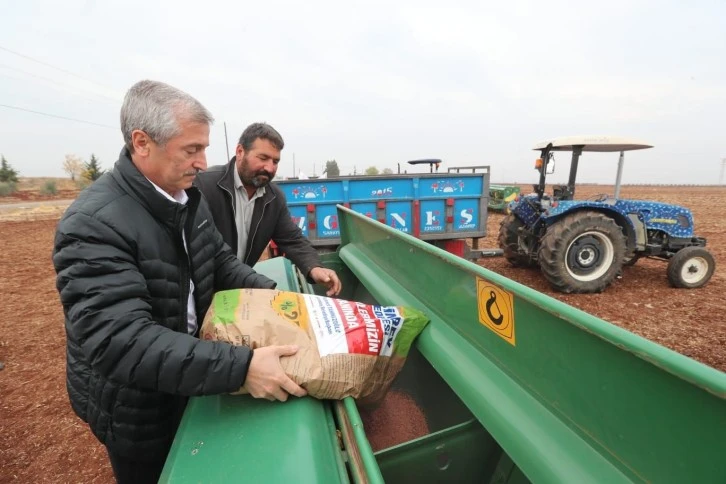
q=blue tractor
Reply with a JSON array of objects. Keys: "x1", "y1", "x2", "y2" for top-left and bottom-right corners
[{"x1": 498, "y1": 136, "x2": 715, "y2": 293}]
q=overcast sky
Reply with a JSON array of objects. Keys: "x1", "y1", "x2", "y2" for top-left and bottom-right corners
[{"x1": 1, "y1": 0, "x2": 724, "y2": 184}]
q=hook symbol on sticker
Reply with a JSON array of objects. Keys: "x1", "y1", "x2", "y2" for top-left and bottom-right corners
[
  {"x1": 485, "y1": 290, "x2": 504, "y2": 325},
  {"x1": 476, "y1": 278, "x2": 516, "y2": 346}
]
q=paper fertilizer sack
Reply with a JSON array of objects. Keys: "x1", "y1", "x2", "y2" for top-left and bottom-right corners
[{"x1": 200, "y1": 288, "x2": 430, "y2": 402}]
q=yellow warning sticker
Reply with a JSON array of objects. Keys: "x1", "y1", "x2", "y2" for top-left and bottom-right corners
[{"x1": 476, "y1": 277, "x2": 515, "y2": 346}]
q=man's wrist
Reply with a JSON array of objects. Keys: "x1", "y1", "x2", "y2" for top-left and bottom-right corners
[{"x1": 240, "y1": 347, "x2": 255, "y2": 387}]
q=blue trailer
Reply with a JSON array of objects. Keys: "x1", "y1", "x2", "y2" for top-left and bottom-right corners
[{"x1": 273, "y1": 167, "x2": 499, "y2": 259}]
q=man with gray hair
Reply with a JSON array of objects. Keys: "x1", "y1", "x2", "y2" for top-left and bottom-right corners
[
  {"x1": 53, "y1": 80, "x2": 306, "y2": 484},
  {"x1": 196, "y1": 122, "x2": 342, "y2": 296}
]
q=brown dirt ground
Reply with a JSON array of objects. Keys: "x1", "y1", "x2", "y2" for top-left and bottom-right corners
[
  {"x1": 0, "y1": 219, "x2": 114, "y2": 483},
  {"x1": 0, "y1": 185, "x2": 724, "y2": 482}
]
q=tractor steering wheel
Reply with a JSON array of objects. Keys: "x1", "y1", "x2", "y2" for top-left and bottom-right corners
[{"x1": 524, "y1": 196, "x2": 541, "y2": 212}]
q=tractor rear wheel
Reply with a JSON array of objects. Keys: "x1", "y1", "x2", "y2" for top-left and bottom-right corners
[
  {"x1": 498, "y1": 214, "x2": 537, "y2": 267},
  {"x1": 538, "y1": 211, "x2": 626, "y2": 293},
  {"x1": 667, "y1": 246, "x2": 715, "y2": 288}
]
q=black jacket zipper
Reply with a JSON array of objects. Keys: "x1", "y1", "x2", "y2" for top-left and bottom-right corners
[
  {"x1": 217, "y1": 165, "x2": 277, "y2": 265},
  {"x1": 244, "y1": 196, "x2": 274, "y2": 265},
  {"x1": 177, "y1": 208, "x2": 191, "y2": 334}
]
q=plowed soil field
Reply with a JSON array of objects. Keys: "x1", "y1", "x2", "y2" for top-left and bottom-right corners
[{"x1": 1, "y1": 185, "x2": 724, "y2": 483}]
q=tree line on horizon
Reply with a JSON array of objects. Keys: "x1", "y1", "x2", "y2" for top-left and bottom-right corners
[
  {"x1": 0, "y1": 153, "x2": 105, "y2": 196},
  {"x1": 63, "y1": 154, "x2": 104, "y2": 183},
  {"x1": 304, "y1": 160, "x2": 393, "y2": 178},
  {"x1": 1, "y1": 155, "x2": 393, "y2": 193}
]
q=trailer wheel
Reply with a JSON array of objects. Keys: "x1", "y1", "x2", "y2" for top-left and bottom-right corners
[
  {"x1": 538, "y1": 211, "x2": 626, "y2": 293},
  {"x1": 498, "y1": 214, "x2": 536, "y2": 267},
  {"x1": 667, "y1": 247, "x2": 715, "y2": 289}
]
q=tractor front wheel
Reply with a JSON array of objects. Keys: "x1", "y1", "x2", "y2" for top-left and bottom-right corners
[
  {"x1": 667, "y1": 247, "x2": 715, "y2": 289},
  {"x1": 498, "y1": 214, "x2": 537, "y2": 268},
  {"x1": 538, "y1": 211, "x2": 626, "y2": 293}
]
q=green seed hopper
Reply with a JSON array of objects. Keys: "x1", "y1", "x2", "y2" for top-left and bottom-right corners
[
  {"x1": 489, "y1": 185, "x2": 521, "y2": 212},
  {"x1": 160, "y1": 206, "x2": 726, "y2": 483}
]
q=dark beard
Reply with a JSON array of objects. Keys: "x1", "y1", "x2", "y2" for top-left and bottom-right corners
[
  {"x1": 249, "y1": 171, "x2": 273, "y2": 187},
  {"x1": 239, "y1": 156, "x2": 274, "y2": 188}
]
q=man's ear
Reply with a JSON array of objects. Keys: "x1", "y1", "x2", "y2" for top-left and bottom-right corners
[{"x1": 131, "y1": 130, "x2": 152, "y2": 157}]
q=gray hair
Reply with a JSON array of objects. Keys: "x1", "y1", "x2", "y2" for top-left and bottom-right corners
[
  {"x1": 120, "y1": 80, "x2": 214, "y2": 152},
  {"x1": 238, "y1": 122, "x2": 285, "y2": 152}
]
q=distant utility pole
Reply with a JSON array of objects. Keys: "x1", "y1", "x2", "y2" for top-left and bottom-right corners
[
  {"x1": 721, "y1": 158, "x2": 726, "y2": 185},
  {"x1": 223, "y1": 122, "x2": 230, "y2": 161}
]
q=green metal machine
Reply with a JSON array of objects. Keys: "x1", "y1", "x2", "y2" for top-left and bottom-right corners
[
  {"x1": 442, "y1": 165, "x2": 520, "y2": 214},
  {"x1": 160, "y1": 206, "x2": 726, "y2": 483},
  {"x1": 489, "y1": 184, "x2": 521, "y2": 213}
]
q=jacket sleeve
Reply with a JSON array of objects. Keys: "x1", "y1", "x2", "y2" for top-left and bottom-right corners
[
  {"x1": 271, "y1": 192, "x2": 323, "y2": 281},
  {"x1": 53, "y1": 211, "x2": 255, "y2": 396},
  {"x1": 213, "y1": 230, "x2": 278, "y2": 290},
  {"x1": 196, "y1": 199, "x2": 279, "y2": 291}
]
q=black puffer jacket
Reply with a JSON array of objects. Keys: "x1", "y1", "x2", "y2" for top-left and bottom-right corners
[
  {"x1": 195, "y1": 158, "x2": 322, "y2": 281},
  {"x1": 52, "y1": 149, "x2": 276, "y2": 461}
]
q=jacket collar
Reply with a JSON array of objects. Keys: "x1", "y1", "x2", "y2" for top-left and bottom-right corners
[
  {"x1": 217, "y1": 157, "x2": 237, "y2": 193},
  {"x1": 112, "y1": 147, "x2": 201, "y2": 228}
]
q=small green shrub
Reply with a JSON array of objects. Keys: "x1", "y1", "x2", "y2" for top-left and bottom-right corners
[
  {"x1": 0, "y1": 181, "x2": 17, "y2": 196},
  {"x1": 41, "y1": 180, "x2": 58, "y2": 196}
]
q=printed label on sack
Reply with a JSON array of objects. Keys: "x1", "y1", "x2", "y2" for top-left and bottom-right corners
[
  {"x1": 301, "y1": 294, "x2": 405, "y2": 357},
  {"x1": 270, "y1": 291, "x2": 309, "y2": 332}
]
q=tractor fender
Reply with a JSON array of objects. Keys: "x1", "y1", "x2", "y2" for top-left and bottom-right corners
[
  {"x1": 542, "y1": 204, "x2": 639, "y2": 252},
  {"x1": 546, "y1": 199, "x2": 697, "y2": 234}
]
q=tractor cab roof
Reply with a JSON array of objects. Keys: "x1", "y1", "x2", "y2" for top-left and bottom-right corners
[{"x1": 533, "y1": 136, "x2": 653, "y2": 153}]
